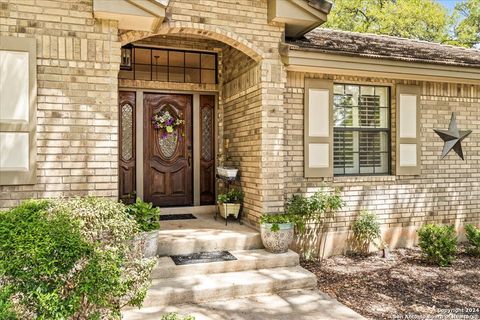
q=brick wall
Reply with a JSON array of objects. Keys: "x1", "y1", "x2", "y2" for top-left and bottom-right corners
[
  {"x1": 0, "y1": 0, "x2": 120, "y2": 209},
  {"x1": 285, "y1": 71, "x2": 480, "y2": 256}
]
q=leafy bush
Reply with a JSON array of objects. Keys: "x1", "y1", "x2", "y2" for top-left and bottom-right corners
[
  {"x1": 161, "y1": 312, "x2": 195, "y2": 320},
  {"x1": 417, "y1": 224, "x2": 458, "y2": 267},
  {"x1": 0, "y1": 200, "x2": 92, "y2": 319},
  {"x1": 464, "y1": 224, "x2": 480, "y2": 256},
  {"x1": 0, "y1": 197, "x2": 156, "y2": 320},
  {"x1": 126, "y1": 197, "x2": 161, "y2": 232},
  {"x1": 285, "y1": 189, "x2": 344, "y2": 232},
  {"x1": 352, "y1": 211, "x2": 381, "y2": 252},
  {"x1": 217, "y1": 188, "x2": 244, "y2": 204}
]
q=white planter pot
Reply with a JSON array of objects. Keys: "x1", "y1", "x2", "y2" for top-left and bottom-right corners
[
  {"x1": 218, "y1": 203, "x2": 241, "y2": 219},
  {"x1": 260, "y1": 223, "x2": 294, "y2": 254},
  {"x1": 133, "y1": 230, "x2": 159, "y2": 258}
]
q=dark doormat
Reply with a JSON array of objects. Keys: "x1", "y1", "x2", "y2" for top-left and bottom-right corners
[
  {"x1": 170, "y1": 251, "x2": 237, "y2": 265},
  {"x1": 159, "y1": 213, "x2": 197, "y2": 221}
]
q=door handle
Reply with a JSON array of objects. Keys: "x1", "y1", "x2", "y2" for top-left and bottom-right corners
[{"x1": 187, "y1": 153, "x2": 192, "y2": 167}]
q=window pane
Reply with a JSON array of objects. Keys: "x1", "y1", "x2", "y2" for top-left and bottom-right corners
[
  {"x1": 119, "y1": 69, "x2": 133, "y2": 79},
  {"x1": 201, "y1": 69, "x2": 215, "y2": 84},
  {"x1": 333, "y1": 84, "x2": 390, "y2": 175},
  {"x1": 152, "y1": 49, "x2": 168, "y2": 65},
  {"x1": 185, "y1": 68, "x2": 200, "y2": 83},
  {"x1": 134, "y1": 63, "x2": 151, "y2": 80},
  {"x1": 185, "y1": 52, "x2": 200, "y2": 68},
  {"x1": 201, "y1": 54, "x2": 215, "y2": 69},
  {"x1": 169, "y1": 66, "x2": 184, "y2": 82},
  {"x1": 153, "y1": 66, "x2": 168, "y2": 82},
  {"x1": 169, "y1": 51, "x2": 184, "y2": 67},
  {"x1": 134, "y1": 48, "x2": 150, "y2": 64}
]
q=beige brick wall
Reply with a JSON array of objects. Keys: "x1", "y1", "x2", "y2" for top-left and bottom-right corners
[
  {"x1": 0, "y1": 0, "x2": 120, "y2": 209},
  {"x1": 285, "y1": 71, "x2": 480, "y2": 256},
  {"x1": 0, "y1": 0, "x2": 287, "y2": 219}
]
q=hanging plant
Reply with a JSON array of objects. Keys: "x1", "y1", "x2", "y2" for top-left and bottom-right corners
[{"x1": 151, "y1": 110, "x2": 185, "y2": 139}]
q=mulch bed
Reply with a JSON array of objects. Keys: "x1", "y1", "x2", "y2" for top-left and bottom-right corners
[{"x1": 301, "y1": 247, "x2": 480, "y2": 320}]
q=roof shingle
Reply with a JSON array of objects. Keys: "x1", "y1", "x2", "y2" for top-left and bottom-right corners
[{"x1": 287, "y1": 28, "x2": 480, "y2": 68}]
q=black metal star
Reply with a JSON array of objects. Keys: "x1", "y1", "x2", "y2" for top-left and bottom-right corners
[{"x1": 433, "y1": 112, "x2": 472, "y2": 160}]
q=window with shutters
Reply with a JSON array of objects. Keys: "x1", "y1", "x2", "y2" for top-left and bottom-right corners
[{"x1": 333, "y1": 84, "x2": 391, "y2": 175}]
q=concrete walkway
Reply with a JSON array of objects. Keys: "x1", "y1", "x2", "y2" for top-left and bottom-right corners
[{"x1": 123, "y1": 289, "x2": 364, "y2": 320}]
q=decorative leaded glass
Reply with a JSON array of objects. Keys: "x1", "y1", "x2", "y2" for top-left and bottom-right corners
[
  {"x1": 121, "y1": 103, "x2": 133, "y2": 161},
  {"x1": 201, "y1": 107, "x2": 213, "y2": 161},
  {"x1": 159, "y1": 131, "x2": 178, "y2": 158}
]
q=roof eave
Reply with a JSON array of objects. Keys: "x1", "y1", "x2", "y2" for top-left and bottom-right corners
[{"x1": 281, "y1": 44, "x2": 480, "y2": 85}]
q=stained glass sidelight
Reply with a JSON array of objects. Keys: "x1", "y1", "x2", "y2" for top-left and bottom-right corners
[
  {"x1": 201, "y1": 107, "x2": 213, "y2": 161},
  {"x1": 121, "y1": 103, "x2": 133, "y2": 161}
]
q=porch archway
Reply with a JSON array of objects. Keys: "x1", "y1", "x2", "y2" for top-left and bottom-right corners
[{"x1": 119, "y1": 21, "x2": 265, "y2": 62}]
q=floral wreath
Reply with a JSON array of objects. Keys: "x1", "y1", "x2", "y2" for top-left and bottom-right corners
[{"x1": 151, "y1": 109, "x2": 185, "y2": 139}]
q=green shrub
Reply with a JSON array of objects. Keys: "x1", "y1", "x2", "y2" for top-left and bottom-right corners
[
  {"x1": 126, "y1": 197, "x2": 161, "y2": 232},
  {"x1": 352, "y1": 211, "x2": 381, "y2": 252},
  {"x1": 217, "y1": 188, "x2": 244, "y2": 204},
  {"x1": 464, "y1": 224, "x2": 480, "y2": 256},
  {"x1": 0, "y1": 197, "x2": 156, "y2": 320},
  {"x1": 0, "y1": 200, "x2": 92, "y2": 319},
  {"x1": 417, "y1": 224, "x2": 458, "y2": 267},
  {"x1": 284, "y1": 189, "x2": 344, "y2": 232},
  {"x1": 161, "y1": 312, "x2": 195, "y2": 320}
]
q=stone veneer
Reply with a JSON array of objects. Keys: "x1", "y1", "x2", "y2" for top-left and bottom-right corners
[{"x1": 284, "y1": 72, "x2": 480, "y2": 257}]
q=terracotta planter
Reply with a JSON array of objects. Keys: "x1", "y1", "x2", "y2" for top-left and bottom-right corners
[
  {"x1": 218, "y1": 203, "x2": 241, "y2": 219},
  {"x1": 133, "y1": 230, "x2": 159, "y2": 258},
  {"x1": 260, "y1": 223, "x2": 294, "y2": 253}
]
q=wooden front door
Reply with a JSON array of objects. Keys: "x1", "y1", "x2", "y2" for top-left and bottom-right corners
[
  {"x1": 118, "y1": 91, "x2": 136, "y2": 204},
  {"x1": 144, "y1": 93, "x2": 193, "y2": 206}
]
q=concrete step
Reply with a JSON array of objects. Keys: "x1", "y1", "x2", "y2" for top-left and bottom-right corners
[
  {"x1": 139, "y1": 266, "x2": 317, "y2": 307},
  {"x1": 157, "y1": 213, "x2": 263, "y2": 256},
  {"x1": 122, "y1": 289, "x2": 365, "y2": 320},
  {"x1": 152, "y1": 249, "x2": 299, "y2": 279}
]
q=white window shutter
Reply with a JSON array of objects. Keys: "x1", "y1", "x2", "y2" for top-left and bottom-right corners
[
  {"x1": 304, "y1": 78, "x2": 333, "y2": 178},
  {"x1": 396, "y1": 84, "x2": 421, "y2": 176},
  {"x1": 0, "y1": 36, "x2": 37, "y2": 185}
]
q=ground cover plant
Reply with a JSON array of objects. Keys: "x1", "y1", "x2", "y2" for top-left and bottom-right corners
[{"x1": 0, "y1": 197, "x2": 156, "y2": 320}]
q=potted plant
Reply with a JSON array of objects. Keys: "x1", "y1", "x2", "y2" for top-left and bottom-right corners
[
  {"x1": 126, "y1": 197, "x2": 161, "y2": 258},
  {"x1": 217, "y1": 188, "x2": 243, "y2": 219},
  {"x1": 259, "y1": 213, "x2": 301, "y2": 253}
]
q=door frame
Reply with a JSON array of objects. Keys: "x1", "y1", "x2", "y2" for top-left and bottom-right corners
[{"x1": 119, "y1": 88, "x2": 218, "y2": 207}]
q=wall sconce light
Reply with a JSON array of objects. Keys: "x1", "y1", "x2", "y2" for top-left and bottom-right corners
[{"x1": 120, "y1": 45, "x2": 132, "y2": 70}]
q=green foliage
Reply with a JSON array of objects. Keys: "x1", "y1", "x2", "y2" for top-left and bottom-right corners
[
  {"x1": 285, "y1": 189, "x2": 344, "y2": 232},
  {"x1": 260, "y1": 213, "x2": 301, "y2": 232},
  {"x1": 325, "y1": 0, "x2": 478, "y2": 48},
  {"x1": 450, "y1": 0, "x2": 480, "y2": 47},
  {"x1": 217, "y1": 188, "x2": 244, "y2": 204},
  {"x1": 126, "y1": 197, "x2": 161, "y2": 232},
  {"x1": 352, "y1": 210, "x2": 381, "y2": 245},
  {"x1": 161, "y1": 312, "x2": 195, "y2": 320},
  {"x1": 0, "y1": 200, "x2": 92, "y2": 319},
  {"x1": 464, "y1": 224, "x2": 480, "y2": 256},
  {"x1": 417, "y1": 224, "x2": 458, "y2": 267},
  {"x1": 0, "y1": 197, "x2": 156, "y2": 320},
  {"x1": 261, "y1": 189, "x2": 344, "y2": 232}
]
